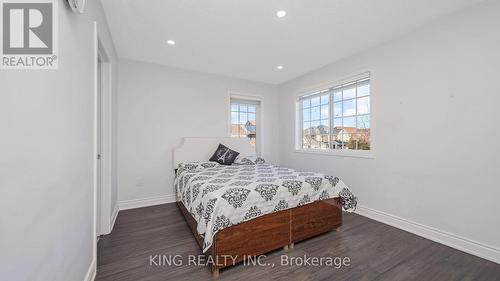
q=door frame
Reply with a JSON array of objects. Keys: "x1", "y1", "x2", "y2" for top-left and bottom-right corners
[{"x1": 93, "y1": 22, "x2": 114, "y2": 252}]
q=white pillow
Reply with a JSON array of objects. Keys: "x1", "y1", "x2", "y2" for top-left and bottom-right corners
[
  {"x1": 177, "y1": 161, "x2": 219, "y2": 174},
  {"x1": 233, "y1": 156, "x2": 266, "y2": 165}
]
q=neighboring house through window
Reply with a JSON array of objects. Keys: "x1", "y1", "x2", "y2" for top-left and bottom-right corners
[
  {"x1": 298, "y1": 73, "x2": 371, "y2": 153},
  {"x1": 230, "y1": 98, "x2": 260, "y2": 148}
]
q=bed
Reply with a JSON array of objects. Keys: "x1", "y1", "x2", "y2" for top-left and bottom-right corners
[{"x1": 173, "y1": 137, "x2": 357, "y2": 277}]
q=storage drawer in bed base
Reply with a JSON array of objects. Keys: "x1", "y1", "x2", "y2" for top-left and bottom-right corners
[{"x1": 177, "y1": 197, "x2": 342, "y2": 276}]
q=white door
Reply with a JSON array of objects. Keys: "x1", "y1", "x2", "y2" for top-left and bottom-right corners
[{"x1": 96, "y1": 55, "x2": 103, "y2": 237}]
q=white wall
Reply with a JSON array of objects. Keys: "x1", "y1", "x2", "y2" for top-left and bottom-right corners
[
  {"x1": 278, "y1": 0, "x2": 500, "y2": 261},
  {"x1": 117, "y1": 60, "x2": 279, "y2": 205},
  {"x1": 0, "y1": 1, "x2": 118, "y2": 281}
]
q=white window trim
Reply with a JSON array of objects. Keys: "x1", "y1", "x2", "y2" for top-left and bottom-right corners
[
  {"x1": 227, "y1": 92, "x2": 263, "y2": 156},
  {"x1": 294, "y1": 69, "x2": 376, "y2": 158}
]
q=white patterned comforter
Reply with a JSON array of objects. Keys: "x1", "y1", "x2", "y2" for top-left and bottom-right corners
[{"x1": 174, "y1": 162, "x2": 356, "y2": 252}]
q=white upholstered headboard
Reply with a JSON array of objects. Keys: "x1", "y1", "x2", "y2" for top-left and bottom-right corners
[{"x1": 173, "y1": 137, "x2": 256, "y2": 168}]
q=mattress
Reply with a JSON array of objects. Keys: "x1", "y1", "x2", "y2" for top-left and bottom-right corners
[{"x1": 174, "y1": 162, "x2": 356, "y2": 252}]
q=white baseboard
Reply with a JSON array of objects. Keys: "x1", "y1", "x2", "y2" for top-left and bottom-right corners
[
  {"x1": 118, "y1": 194, "x2": 176, "y2": 211},
  {"x1": 110, "y1": 204, "x2": 119, "y2": 232},
  {"x1": 83, "y1": 258, "x2": 96, "y2": 281},
  {"x1": 355, "y1": 205, "x2": 500, "y2": 264}
]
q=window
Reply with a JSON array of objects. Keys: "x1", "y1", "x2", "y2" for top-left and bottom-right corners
[
  {"x1": 299, "y1": 74, "x2": 371, "y2": 152},
  {"x1": 230, "y1": 98, "x2": 259, "y2": 147}
]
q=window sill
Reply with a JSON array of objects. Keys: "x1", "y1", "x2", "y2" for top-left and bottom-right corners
[{"x1": 293, "y1": 149, "x2": 375, "y2": 159}]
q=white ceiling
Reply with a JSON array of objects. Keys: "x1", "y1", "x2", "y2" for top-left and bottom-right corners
[{"x1": 101, "y1": 0, "x2": 485, "y2": 84}]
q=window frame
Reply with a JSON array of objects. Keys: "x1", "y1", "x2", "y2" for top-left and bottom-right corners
[
  {"x1": 228, "y1": 93, "x2": 263, "y2": 156},
  {"x1": 295, "y1": 71, "x2": 375, "y2": 159}
]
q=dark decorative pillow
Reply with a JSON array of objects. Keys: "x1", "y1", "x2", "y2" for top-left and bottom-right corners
[{"x1": 209, "y1": 144, "x2": 240, "y2": 165}]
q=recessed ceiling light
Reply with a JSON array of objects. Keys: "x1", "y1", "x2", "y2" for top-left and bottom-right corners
[
  {"x1": 277, "y1": 65, "x2": 284, "y2": 70},
  {"x1": 167, "y1": 40, "x2": 176, "y2": 45},
  {"x1": 276, "y1": 10, "x2": 287, "y2": 18}
]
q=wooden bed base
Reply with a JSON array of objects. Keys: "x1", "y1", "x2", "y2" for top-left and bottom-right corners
[{"x1": 177, "y1": 197, "x2": 342, "y2": 277}]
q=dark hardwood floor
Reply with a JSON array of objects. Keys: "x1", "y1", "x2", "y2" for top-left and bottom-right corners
[{"x1": 96, "y1": 203, "x2": 500, "y2": 281}]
